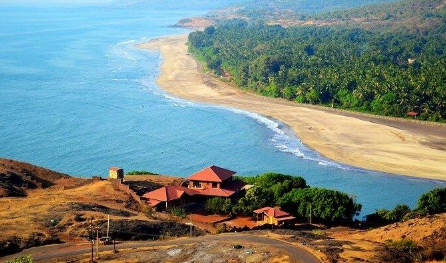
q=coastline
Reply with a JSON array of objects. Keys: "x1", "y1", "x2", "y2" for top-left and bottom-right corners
[{"x1": 137, "y1": 34, "x2": 446, "y2": 181}]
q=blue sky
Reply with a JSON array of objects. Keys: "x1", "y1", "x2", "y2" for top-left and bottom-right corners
[{"x1": 0, "y1": 0, "x2": 115, "y2": 6}]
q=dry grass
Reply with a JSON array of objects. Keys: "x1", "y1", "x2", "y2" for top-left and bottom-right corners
[{"x1": 0, "y1": 179, "x2": 146, "y2": 252}]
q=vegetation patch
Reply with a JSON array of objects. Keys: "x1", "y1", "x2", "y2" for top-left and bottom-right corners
[
  {"x1": 68, "y1": 203, "x2": 137, "y2": 217},
  {"x1": 126, "y1": 170, "x2": 159, "y2": 175},
  {"x1": 189, "y1": 13, "x2": 445, "y2": 121},
  {"x1": 91, "y1": 220, "x2": 204, "y2": 241}
]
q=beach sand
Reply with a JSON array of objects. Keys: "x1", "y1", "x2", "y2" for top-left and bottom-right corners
[{"x1": 138, "y1": 34, "x2": 446, "y2": 181}]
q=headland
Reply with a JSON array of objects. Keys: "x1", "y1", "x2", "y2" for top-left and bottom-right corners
[{"x1": 138, "y1": 34, "x2": 446, "y2": 181}]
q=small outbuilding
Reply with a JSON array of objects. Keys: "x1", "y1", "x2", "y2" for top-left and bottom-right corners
[
  {"x1": 253, "y1": 206, "x2": 295, "y2": 226},
  {"x1": 407, "y1": 111, "x2": 418, "y2": 118},
  {"x1": 109, "y1": 167, "x2": 124, "y2": 180}
]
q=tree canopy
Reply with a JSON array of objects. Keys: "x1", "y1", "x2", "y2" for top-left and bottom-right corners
[
  {"x1": 417, "y1": 188, "x2": 446, "y2": 215},
  {"x1": 188, "y1": 18, "x2": 445, "y2": 121},
  {"x1": 279, "y1": 187, "x2": 362, "y2": 224}
]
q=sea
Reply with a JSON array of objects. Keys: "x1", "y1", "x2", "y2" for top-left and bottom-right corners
[{"x1": 0, "y1": 0, "x2": 444, "y2": 216}]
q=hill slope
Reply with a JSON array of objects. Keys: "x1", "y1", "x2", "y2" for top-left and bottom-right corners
[
  {"x1": 0, "y1": 158, "x2": 70, "y2": 197},
  {"x1": 328, "y1": 213, "x2": 446, "y2": 262}
]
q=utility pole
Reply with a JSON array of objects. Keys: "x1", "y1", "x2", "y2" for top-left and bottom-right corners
[
  {"x1": 87, "y1": 218, "x2": 100, "y2": 262},
  {"x1": 185, "y1": 222, "x2": 193, "y2": 237},
  {"x1": 107, "y1": 215, "x2": 110, "y2": 239},
  {"x1": 96, "y1": 227, "x2": 99, "y2": 259},
  {"x1": 87, "y1": 219, "x2": 94, "y2": 263},
  {"x1": 309, "y1": 203, "x2": 312, "y2": 225},
  {"x1": 91, "y1": 240, "x2": 94, "y2": 263}
]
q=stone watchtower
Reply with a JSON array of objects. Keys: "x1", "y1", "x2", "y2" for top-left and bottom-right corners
[{"x1": 109, "y1": 167, "x2": 124, "y2": 180}]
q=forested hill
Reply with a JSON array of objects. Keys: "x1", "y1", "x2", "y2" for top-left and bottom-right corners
[
  {"x1": 188, "y1": 0, "x2": 446, "y2": 122},
  {"x1": 211, "y1": 0, "x2": 401, "y2": 22},
  {"x1": 310, "y1": 0, "x2": 446, "y2": 33}
]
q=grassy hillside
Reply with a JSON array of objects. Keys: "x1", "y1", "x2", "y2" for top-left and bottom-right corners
[
  {"x1": 0, "y1": 158, "x2": 71, "y2": 197},
  {"x1": 332, "y1": 213, "x2": 446, "y2": 261},
  {"x1": 0, "y1": 159, "x2": 196, "y2": 257}
]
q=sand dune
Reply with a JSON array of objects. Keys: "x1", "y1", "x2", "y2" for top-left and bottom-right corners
[{"x1": 138, "y1": 34, "x2": 446, "y2": 181}]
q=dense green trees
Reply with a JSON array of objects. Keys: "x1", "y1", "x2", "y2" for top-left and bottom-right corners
[
  {"x1": 204, "y1": 174, "x2": 445, "y2": 225},
  {"x1": 367, "y1": 204, "x2": 412, "y2": 224},
  {"x1": 367, "y1": 187, "x2": 446, "y2": 225},
  {"x1": 232, "y1": 186, "x2": 275, "y2": 215},
  {"x1": 240, "y1": 172, "x2": 307, "y2": 200},
  {"x1": 205, "y1": 173, "x2": 361, "y2": 224},
  {"x1": 279, "y1": 187, "x2": 362, "y2": 224},
  {"x1": 188, "y1": 20, "x2": 445, "y2": 121},
  {"x1": 205, "y1": 197, "x2": 233, "y2": 215},
  {"x1": 417, "y1": 188, "x2": 446, "y2": 214}
]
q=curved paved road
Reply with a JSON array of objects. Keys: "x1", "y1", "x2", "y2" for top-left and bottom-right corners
[{"x1": 4, "y1": 233, "x2": 320, "y2": 263}]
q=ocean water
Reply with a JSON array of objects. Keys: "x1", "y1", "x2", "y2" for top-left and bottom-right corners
[{"x1": 0, "y1": 2, "x2": 444, "y2": 216}]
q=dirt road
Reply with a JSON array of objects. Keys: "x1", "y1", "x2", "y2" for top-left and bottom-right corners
[{"x1": 4, "y1": 233, "x2": 320, "y2": 263}]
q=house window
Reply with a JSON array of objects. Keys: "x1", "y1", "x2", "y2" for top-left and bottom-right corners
[
  {"x1": 193, "y1": 181, "x2": 201, "y2": 188},
  {"x1": 212, "y1": 182, "x2": 218, "y2": 188}
]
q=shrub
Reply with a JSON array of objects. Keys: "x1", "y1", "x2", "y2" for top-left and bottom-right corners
[
  {"x1": 126, "y1": 170, "x2": 159, "y2": 175},
  {"x1": 233, "y1": 187, "x2": 274, "y2": 215},
  {"x1": 368, "y1": 204, "x2": 411, "y2": 224},
  {"x1": 382, "y1": 239, "x2": 422, "y2": 262},
  {"x1": 417, "y1": 188, "x2": 446, "y2": 215},
  {"x1": 216, "y1": 224, "x2": 227, "y2": 234},
  {"x1": 140, "y1": 204, "x2": 154, "y2": 218},
  {"x1": 6, "y1": 255, "x2": 33, "y2": 263},
  {"x1": 169, "y1": 207, "x2": 186, "y2": 218},
  {"x1": 205, "y1": 197, "x2": 232, "y2": 215}
]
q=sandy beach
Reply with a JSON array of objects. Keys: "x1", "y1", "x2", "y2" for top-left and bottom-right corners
[{"x1": 138, "y1": 34, "x2": 446, "y2": 181}]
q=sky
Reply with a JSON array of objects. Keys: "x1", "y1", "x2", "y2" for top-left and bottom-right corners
[{"x1": 0, "y1": 0, "x2": 115, "y2": 6}]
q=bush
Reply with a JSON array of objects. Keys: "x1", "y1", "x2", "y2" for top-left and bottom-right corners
[
  {"x1": 6, "y1": 255, "x2": 33, "y2": 263},
  {"x1": 126, "y1": 170, "x2": 159, "y2": 175},
  {"x1": 169, "y1": 207, "x2": 186, "y2": 218},
  {"x1": 238, "y1": 172, "x2": 307, "y2": 205},
  {"x1": 205, "y1": 197, "x2": 232, "y2": 215},
  {"x1": 368, "y1": 204, "x2": 411, "y2": 224},
  {"x1": 382, "y1": 239, "x2": 422, "y2": 262},
  {"x1": 417, "y1": 188, "x2": 446, "y2": 215},
  {"x1": 233, "y1": 187, "x2": 274, "y2": 215},
  {"x1": 216, "y1": 224, "x2": 227, "y2": 234},
  {"x1": 140, "y1": 204, "x2": 154, "y2": 218}
]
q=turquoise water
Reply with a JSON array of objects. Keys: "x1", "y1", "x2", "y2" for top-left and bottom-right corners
[{"x1": 0, "y1": 2, "x2": 444, "y2": 216}]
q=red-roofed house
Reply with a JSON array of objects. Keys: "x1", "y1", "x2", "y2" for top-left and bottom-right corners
[
  {"x1": 142, "y1": 185, "x2": 198, "y2": 210},
  {"x1": 253, "y1": 206, "x2": 295, "y2": 226},
  {"x1": 187, "y1": 165, "x2": 245, "y2": 198},
  {"x1": 141, "y1": 166, "x2": 246, "y2": 211}
]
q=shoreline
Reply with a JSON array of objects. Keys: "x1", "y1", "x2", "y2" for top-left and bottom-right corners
[{"x1": 137, "y1": 34, "x2": 446, "y2": 181}]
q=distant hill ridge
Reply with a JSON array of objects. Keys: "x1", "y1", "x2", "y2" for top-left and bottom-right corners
[
  {"x1": 309, "y1": 0, "x2": 446, "y2": 32},
  {"x1": 0, "y1": 158, "x2": 70, "y2": 197}
]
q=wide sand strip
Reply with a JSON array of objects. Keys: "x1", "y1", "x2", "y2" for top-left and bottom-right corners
[{"x1": 138, "y1": 35, "x2": 446, "y2": 181}]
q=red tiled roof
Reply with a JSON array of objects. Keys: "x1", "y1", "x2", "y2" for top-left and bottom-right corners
[
  {"x1": 253, "y1": 207, "x2": 291, "y2": 218},
  {"x1": 142, "y1": 185, "x2": 198, "y2": 202},
  {"x1": 195, "y1": 187, "x2": 236, "y2": 197},
  {"x1": 109, "y1": 166, "x2": 122, "y2": 171},
  {"x1": 188, "y1": 165, "x2": 236, "y2": 183},
  {"x1": 146, "y1": 199, "x2": 162, "y2": 207},
  {"x1": 276, "y1": 216, "x2": 296, "y2": 221}
]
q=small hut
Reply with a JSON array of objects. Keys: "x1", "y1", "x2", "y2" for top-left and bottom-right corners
[
  {"x1": 407, "y1": 111, "x2": 418, "y2": 118},
  {"x1": 253, "y1": 207, "x2": 295, "y2": 226},
  {"x1": 109, "y1": 167, "x2": 124, "y2": 180}
]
